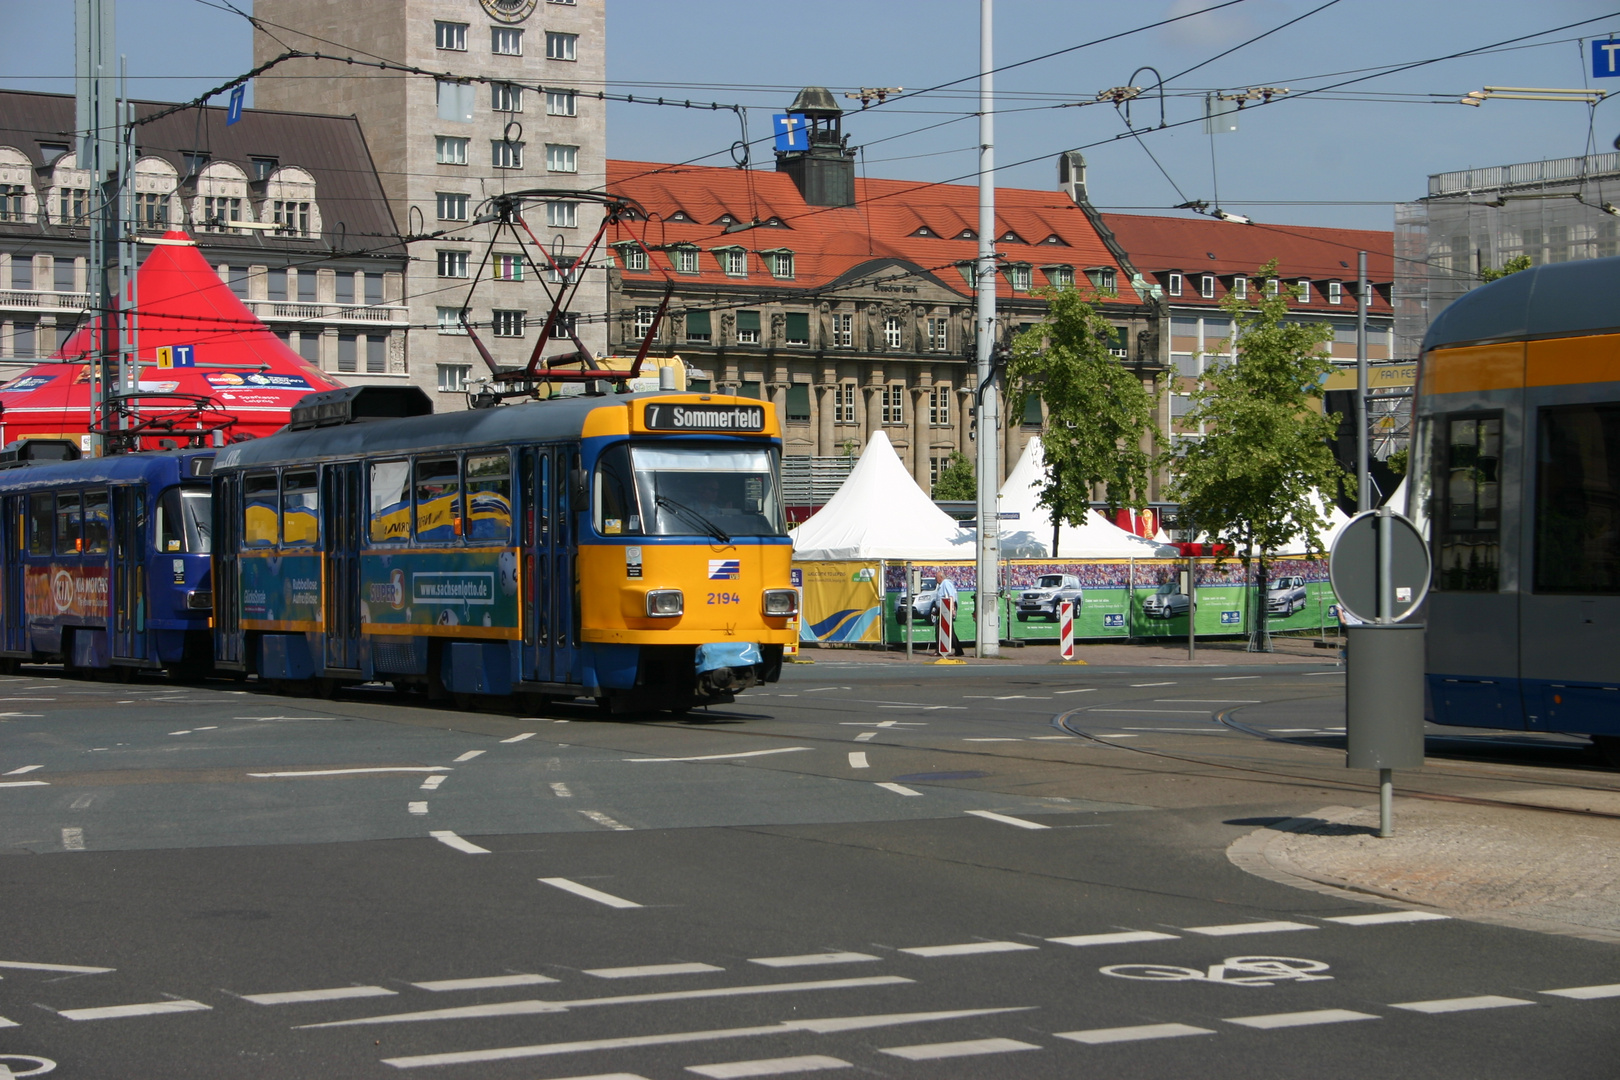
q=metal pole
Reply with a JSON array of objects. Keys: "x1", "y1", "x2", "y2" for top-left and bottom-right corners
[
  {"x1": 1356, "y1": 250, "x2": 1369, "y2": 512},
  {"x1": 1379, "y1": 767, "x2": 1394, "y2": 838},
  {"x1": 1187, "y1": 555, "x2": 1196, "y2": 660},
  {"x1": 1376, "y1": 505, "x2": 1394, "y2": 623},
  {"x1": 904, "y1": 560, "x2": 914, "y2": 661},
  {"x1": 973, "y1": 0, "x2": 1001, "y2": 658}
]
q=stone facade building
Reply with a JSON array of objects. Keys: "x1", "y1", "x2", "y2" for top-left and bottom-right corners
[{"x1": 252, "y1": 0, "x2": 607, "y2": 406}]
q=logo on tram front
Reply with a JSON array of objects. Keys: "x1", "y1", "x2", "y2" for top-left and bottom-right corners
[
  {"x1": 708, "y1": 559, "x2": 741, "y2": 580},
  {"x1": 51, "y1": 570, "x2": 75, "y2": 612}
]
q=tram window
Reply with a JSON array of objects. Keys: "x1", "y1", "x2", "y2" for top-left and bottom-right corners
[
  {"x1": 629, "y1": 445, "x2": 785, "y2": 538},
  {"x1": 26, "y1": 493, "x2": 52, "y2": 555},
  {"x1": 55, "y1": 492, "x2": 83, "y2": 555},
  {"x1": 1535, "y1": 403, "x2": 1620, "y2": 593},
  {"x1": 465, "y1": 453, "x2": 512, "y2": 542},
  {"x1": 593, "y1": 444, "x2": 641, "y2": 536},
  {"x1": 82, "y1": 489, "x2": 109, "y2": 554},
  {"x1": 369, "y1": 460, "x2": 411, "y2": 544},
  {"x1": 1438, "y1": 413, "x2": 1501, "y2": 591},
  {"x1": 415, "y1": 457, "x2": 462, "y2": 543},
  {"x1": 243, "y1": 473, "x2": 280, "y2": 548},
  {"x1": 157, "y1": 487, "x2": 212, "y2": 554},
  {"x1": 281, "y1": 470, "x2": 319, "y2": 546}
]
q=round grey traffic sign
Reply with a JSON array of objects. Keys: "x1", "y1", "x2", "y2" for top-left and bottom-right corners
[{"x1": 1329, "y1": 509, "x2": 1430, "y2": 623}]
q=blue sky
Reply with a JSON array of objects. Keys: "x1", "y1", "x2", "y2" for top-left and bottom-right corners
[{"x1": 2, "y1": 0, "x2": 1615, "y2": 229}]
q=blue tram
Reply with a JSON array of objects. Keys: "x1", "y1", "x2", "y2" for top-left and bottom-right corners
[{"x1": 0, "y1": 444, "x2": 215, "y2": 676}]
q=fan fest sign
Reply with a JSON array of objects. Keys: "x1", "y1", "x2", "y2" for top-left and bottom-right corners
[{"x1": 25, "y1": 565, "x2": 109, "y2": 619}]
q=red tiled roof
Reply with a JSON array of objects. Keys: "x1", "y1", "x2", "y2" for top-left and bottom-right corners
[
  {"x1": 607, "y1": 160, "x2": 1139, "y2": 304},
  {"x1": 1101, "y1": 211, "x2": 1393, "y2": 313}
]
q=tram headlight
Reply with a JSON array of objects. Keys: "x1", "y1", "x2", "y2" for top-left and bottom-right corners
[
  {"x1": 646, "y1": 589, "x2": 684, "y2": 617},
  {"x1": 762, "y1": 589, "x2": 799, "y2": 617}
]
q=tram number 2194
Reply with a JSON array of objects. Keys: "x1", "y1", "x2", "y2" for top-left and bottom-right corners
[{"x1": 707, "y1": 592, "x2": 743, "y2": 606}]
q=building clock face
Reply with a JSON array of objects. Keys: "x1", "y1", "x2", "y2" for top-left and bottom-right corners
[{"x1": 480, "y1": 0, "x2": 537, "y2": 22}]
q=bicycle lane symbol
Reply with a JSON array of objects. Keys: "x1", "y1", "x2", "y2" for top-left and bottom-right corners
[{"x1": 1100, "y1": 956, "x2": 1332, "y2": 987}]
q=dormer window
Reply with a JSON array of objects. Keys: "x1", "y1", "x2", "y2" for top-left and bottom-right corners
[
  {"x1": 911, "y1": 226, "x2": 935, "y2": 237},
  {"x1": 38, "y1": 143, "x2": 69, "y2": 165},
  {"x1": 1085, "y1": 267, "x2": 1116, "y2": 291},
  {"x1": 1000, "y1": 231, "x2": 1025, "y2": 244},
  {"x1": 1045, "y1": 265, "x2": 1074, "y2": 288},
  {"x1": 1327, "y1": 280, "x2": 1343, "y2": 304},
  {"x1": 250, "y1": 156, "x2": 278, "y2": 181},
  {"x1": 1167, "y1": 271, "x2": 1183, "y2": 297},
  {"x1": 1232, "y1": 276, "x2": 1248, "y2": 300},
  {"x1": 762, "y1": 217, "x2": 786, "y2": 227},
  {"x1": 714, "y1": 213, "x2": 737, "y2": 226},
  {"x1": 766, "y1": 250, "x2": 794, "y2": 279},
  {"x1": 714, "y1": 247, "x2": 747, "y2": 277},
  {"x1": 1297, "y1": 278, "x2": 1311, "y2": 301},
  {"x1": 1041, "y1": 234, "x2": 1068, "y2": 246},
  {"x1": 956, "y1": 228, "x2": 976, "y2": 240},
  {"x1": 668, "y1": 210, "x2": 692, "y2": 223},
  {"x1": 1266, "y1": 277, "x2": 1281, "y2": 297},
  {"x1": 1199, "y1": 274, "x2": 1215, "y2": 299}
]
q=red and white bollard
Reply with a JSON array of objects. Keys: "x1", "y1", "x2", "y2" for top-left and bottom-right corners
[
  {"x1": 1059, "y1": 600, "x2": 1075, "y2": 661},
  {"x1": 936, "y1": 595, "x2": 955, "y2": 657}
]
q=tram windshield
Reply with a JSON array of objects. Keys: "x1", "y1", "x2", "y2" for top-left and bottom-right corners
[
  {"x1": 594, "y1": 444, "x2": 785, "y2": 539},
  {"x1": 157, "y1": 486, "x2": 212, "y2": 553}
]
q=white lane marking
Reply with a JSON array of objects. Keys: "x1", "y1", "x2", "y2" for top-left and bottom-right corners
[
  {"x1": 1323, "y1": 911, "x2": 1449, "y2": 926},
  {"x1": 853, "y1": 732, "x2": 876, "y2": 742},
  {"x1": 1047, "y1": 930, "x2": 1179, "y2": 947},
  {"x1": 1269, "y1": 729, "x2": 1326, "y2": 733},
  {"x1": 1057, "y1": 1023, "x2": 1215, "y2": 1044},
  {"x1": 585, "y1": 963, "x2": 723, "y2": 979},
  {"x1": 1091, "y1": 709, "x2": 1216, "y2": 715},
  {"x1": 1303, "y1": 671, "x2": 1345, "y2": 676},
  {"x1": 169, "y1": 730, "x2": 192, "y2": 735},
  {"x1": 430, "y1": 831, "x2": 490, "y2": 855},
  {"x1": 60, "y1": 999, "x2": 212, "y2": 1021},
  {"x1": 1391, "y1": 995, "x2": 1535, "y2": 1014},
  {"x1": 243, "y1": 985, "x2": 397, "y2": 1005},
  {"x1": 61, "y1": 827, "x2": 84, "y2": 851},
  {"x1": 309, "y1": 976, "x2": 914, "y2": 1029},
  {"x1": 964, "y1": 810, "x2": 1051, "y2": 831},
  {"x1": 1184, "y1": 921, "x2": 1316, "y2": 936},
  {"x1": 1543, "y1": 984, "x2": 1620, "y2": 1000},
  {"x1": 551, "y1": 782, "x2": 573, "y2": 798},
  {"x1": 688, "y1": 1054, "x2": 850, "y2": 1078},
  {"x1": 453, "y1": 750, "x2": 486, "y2": 763},
  {"x1": 802, "y1": 687, "x2": 850, "y2": 692},
  {"x1": 1158, "y1": 699, "x2": 1262, "y2": 704},
  {"x1": 1226, "y1": 1009, "x2": 1378, "y2": 1029},
  {"x1": 196, "y1": 726, "x2": 218, "y2": 731},
  {"x1": 874, "y1": 783, "x2": 922, "y2": 797},
  {"x1": 1031, "y1": 735, "x2": 1076, "y2": 740},
  {"x1": 2, "y1": 765, "x2": 42, "y2": 775},
  {"x1": 420, "y1": 775, "x2": 446, "y2": 791},
  {"x1": 579, "y1": 810, "x2": 633, "y2": 832},
  {"x1": 627, "y1": 748, "x2": 812, "y2": 763},
  {"x1": 1130, "y1": 682, "x2": 1176, "y2": 687},
  {"x1": 1213, "y1": 676, "x2": 1261, "y2": 681},
  {"x1": 899, "y1": 941, "x2": 1039, "y2": 958},
  {"x1": 540, "y1": 877, "x2": 641, "y2": 909},
  {"x1": 249, "y1": 767, "x2": 450, "y2": 778},
  {"x1": 408, "y1": 802, "x2": 428, "y2": 815},
  {"x1": 748, "y1": 953, "x2": 879, "y2": 969},
  {"x1": 233, "y1": 715, "x2": 336, "y2": 721},
  {"x1": 0, "y1": 959, "x2": 114, "y2": 974},
  {"x1": 413, "y1": 974, "x2": 558, "y2": 992},
  {"x1": 847, "y1": 752, "x2": 868, "y2": 769},
  {"x1": 0, "y1": 698, "x2": 54, "y2": 701},
  {"x1": 1098, "y1": 734, "x2": 1139, "y2": 738},
  {"x1": 69, "y1": 795, "x2": 94, "y2": 809},
  {"x1": 0, "y1": 1014, "x2": 16, "y2": 1027},
  {"x1": 501, "y1": 733, "x2": 536, "y2": 743},
  {"x1": 880, "y1": 1038, "x2": 1040, "y2": 1061},
  {"x1": 0, "y1": 780, "x2": 49, "y2": 788},
  {"x1": 1053, "y1": 688, "x2": 1096, "y2": 694},
  {"x1": 876, "y1": 704, "x2": 964, "y2": 710},
  {"x1": 0, "y1": 713, "x2": 43, "y2": 718},
  {"x1": 379, "y1": 1007, "x2": 1028, "y2": 1069},
  {"x1": 963, "y1": 737, "x2": 1021, "y2": 742}
]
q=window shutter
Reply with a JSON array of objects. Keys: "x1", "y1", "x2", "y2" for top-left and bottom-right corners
[
  {"x1": 786, "y1": 383, "x2": 811, "y2": 420},
  {"x1": 736, "y1": 310, "x2": 761, "y2": 332},
  {"x1": 685, "y1": 310, "x2": 711, "y2": 335},
  {"x1": 785, "y1": 312, "x2": 809, "y2": 340}
]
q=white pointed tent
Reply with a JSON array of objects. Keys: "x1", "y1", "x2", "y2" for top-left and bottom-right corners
[
  {"x1": 1272, "y1": 491, "x2": 1355, "y2": 555},
  {"x1": 791, "y1": 431, "x2": 972, "y2": 560},
  {"x1": 996, "y1": 437, "x2": 1178, "y2": 558}
]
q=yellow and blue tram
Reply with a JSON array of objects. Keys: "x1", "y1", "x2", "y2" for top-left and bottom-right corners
[
  {"x1": 210, "y1": 386, "x2": 796, "y2": 711},
  {"x1": 1413, "y1": 257, "x2": 1620, "y2": 761}
]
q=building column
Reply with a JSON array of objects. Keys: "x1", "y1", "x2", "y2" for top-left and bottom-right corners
[
  {"x1": 863, "y1": 367, "x2": 883, "y2": 448},
  {"x1": 816, "y1": 382, "x2": 835, "y2": 455},
  {"x1": 911, "y1": 376, "x2": 931, "y2": 490}
]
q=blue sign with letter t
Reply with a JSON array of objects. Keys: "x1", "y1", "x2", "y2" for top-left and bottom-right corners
[{"x1": 1594, "y1": 39, "x2": 1620, "y2": 78}]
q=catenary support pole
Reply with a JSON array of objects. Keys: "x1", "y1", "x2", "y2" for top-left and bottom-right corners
[
  {"x1": 1356, "y1": 250, "x2": 1369, "y2": 512},
  {"x1": 1379, "y1": 767, "x2": 1394, "y2": 838},
  {"x1": 904, "y1": 560, "x2": 913, "y2": 661},
  {"x1": 973, "y1": 0, "x2": 1001, "y2": 657},
  {"x1": 1187, "y1": 555, "x2": 1196, "y2": 660}
]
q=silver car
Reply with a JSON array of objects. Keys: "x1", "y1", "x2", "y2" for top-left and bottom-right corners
[
  {"x1": 1266, "y1": 574, "x2": 1308, "y2": 615},
  {"x1": 1141, "y1": 582, "x2": 1191, "y2": 619}
]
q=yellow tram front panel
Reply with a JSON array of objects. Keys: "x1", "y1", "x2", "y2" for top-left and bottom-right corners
[{"x1": 576, "y1": 541, "x2": 795, "y2": 645}]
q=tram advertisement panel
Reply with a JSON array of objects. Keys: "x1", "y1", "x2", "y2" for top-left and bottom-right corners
[
  {"x1": 25, "y1": 565, "x2": 109, "y2": 620},
  {"x1": 238, "y1": 553, "x2": 324, "y2": 630},
  {"x1": 359, "y1": 548, "x2": 519, "y2": 639}
]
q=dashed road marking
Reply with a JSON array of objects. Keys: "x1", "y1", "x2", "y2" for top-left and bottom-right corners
[
  {"x1": 61, "y1": 827, "x2": 83, "y2": 851},
  {"x1": 453, "y1": 750, "x2": 485, "y2": 763},
  {"x1": 0, "y1": 780, "x2": 49, "y2": 789},
  {"x1": 500, "y1": 733, "x2": 535, "y2": 743},
  {"x1": 879, "y1": 1037, "x2": 1040, "y2": 1061},
  {"x1": 627, "y1": 748, "x2": 812, "y2": 763},
  {"x1": 963, "y1": 737, "x2": 1021, "y2": 742},
  {"x1": 1030, "y1": 735, "x2": 1075, "y2": 739},
  {"x1": 853, "y1": 732, "x2": 876, "y2": 742},
  {"x1": 847, "y1": 752, "x2": 868, "y2": 769},
  {"x1": 169, "y1": 730, "x2": 192, "y2": 735},
  {"x1": 585, "y1": 963, "x2": 723, "y2": 979},
  {"x1": 429, "y1": 831, "x2": 490, "y2": 855},
  {"x1": 420, "y1": 775, "x2": 446, "y2": 791},
  {"x1": 1047, "y1": 930, "x2": 1179, "y2": 947},
  {"x1": 408, "y1": 802, "x2": 428, "y2": 815},
  {"x1": 1184, "y1": 921, "x2": 1316, "y2": 937},
  {"x1": 1130, "y1": 682, "x2": 1176, "y2": 687},
  {"x1": 1213, "y1": 676, "x2": 1261, "y2": 681},
  {"x1": 965, "y1": 810, "x2": 1051, "y2": 830},
  {"x1": 551, "y1": 782, "x2": 574, "y2": 797},
  {"x1": 1544, "y1": 983, "x2": 1620, "y2": 1000},
  {"x1": 60, "y1": 999, "x2": 211, "y2": 1021},
  {"x1": 1225, "y1": 1009, "x2": 1377, "y2": 1029},
  {"x1": 1391, "y1": 995, "x2": 1535, "y2": 1014},
  {"x1": 243, "y1": 986, "x2": 396, "y2": 1005},
  {"x1": 0, "y1": 959, "x2": 114, "y2": 974},
  {"x1": 874, "y1": 783, "x2": 922, "y2": 797},
  {"x1": 1323, "y1": 911, "x2": 1449, "y2": 926},
  {"x1": 1057, "y1": 1022, "x2": 1215, "y2": 1044},
  {"x1": 748, "y1": 953, "x2": 880, "y2": 969},
  {"x1": 688, "y1": 1054, "x2": 850, "y2": 1077},
  {"x1": 579, "y1": 810, "x2": 632, "y2": 831},
  {"x1": 899, "y1": 941, "x2": 1039, "y2": 958},
  {"x1": 2, "y1": 765, "x2": 42, "y2": 775},
  {"x1": 413, "y1": 974, "x2": 557, "y2": 992},
  {"x1": 540, "y1": 877, "x2": 641, "y2": 909},
  {"x1": 249, "y1": 767, "x2": 450, "y2": 778},
  {"x1": 1053, "y1": 688, "x2": 1096, "y2": 694}
]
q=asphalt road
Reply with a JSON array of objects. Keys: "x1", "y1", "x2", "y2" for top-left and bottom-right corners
[{"x1": 0, "y1": 657, "x2": 1615, "y2": 1079}]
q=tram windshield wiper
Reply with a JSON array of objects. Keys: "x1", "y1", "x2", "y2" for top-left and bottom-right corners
[{"x1": 655, "y1": 495, "x2": 730, "y2": 544}]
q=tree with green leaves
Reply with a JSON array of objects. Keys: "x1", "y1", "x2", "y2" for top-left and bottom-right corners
[
  {"x1": 931, "y1": 451, "x2": 976, "y2": 500},
  {"x1": 1479, "y1": 254, "x2": 1532, "y2": 282},
  {"x1": 1006, "y1": 286, "x2": 1161, "y2": 553},
  {"x1": 1168, "y1": 260, "x2": 1345, "y2": 650}
]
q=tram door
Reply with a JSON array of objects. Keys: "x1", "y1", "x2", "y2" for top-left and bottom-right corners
[
  {"x1": 2, "y1": 495, "x2": 24, "y2": 652},
  {"x1": 521, "y1": 446, "x2": 575, "y2": 684},
  {"x1": 110, "y1": 486, "x2": 147, "y2": 661},
  {"x1": 323, "y1": 462, "x2": 362, "y2": 671}
]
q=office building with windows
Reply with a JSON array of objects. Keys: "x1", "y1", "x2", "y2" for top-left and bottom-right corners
[
  {"x1": 252, "y1": 0, "x2": 607, "y2": 405},
  {"x1": 0, "y1": 90, "x2": 408, "y2": 381}
]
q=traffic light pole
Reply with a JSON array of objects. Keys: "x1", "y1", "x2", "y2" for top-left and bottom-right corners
[{"x1": 974, "y1": 0, "x2": 1001, "y2": 658}]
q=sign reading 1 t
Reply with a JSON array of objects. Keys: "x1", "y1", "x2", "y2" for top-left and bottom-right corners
[
  {"x1": 155, "y1": 345, "x2": 195, "y2": 368},
  {"x1": 1594, "y1": 39, "x2": 1620, "y2": 78}
]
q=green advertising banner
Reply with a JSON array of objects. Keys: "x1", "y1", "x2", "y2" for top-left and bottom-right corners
[
  {"x1": 240, "y1": 552, "x2": 323, "y2": 629},
  {"x1": 361, "y1": 548, "x2": 519, "y2": 637}
]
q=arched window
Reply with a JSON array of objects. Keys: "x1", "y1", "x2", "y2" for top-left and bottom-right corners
[
  {"x1": 47, "y1": 151, "x2": 92, "y2": 226},
  {"x1": 193, "y1": 161, "x2": 253, "y2": 233},
  {"x1": 261, "y1": 166, "x2": 320, "y2": 239},
  {"x1": 0, "y1": 147, "x2": 40, "y2": 225},
  {"x1": 133, "y1": 157, "x2": 179, "y2": 232}
]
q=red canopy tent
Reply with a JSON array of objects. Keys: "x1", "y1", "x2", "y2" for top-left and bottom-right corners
[{"x1": 0, "y1": 231, "x2": 344, "y2": 451}]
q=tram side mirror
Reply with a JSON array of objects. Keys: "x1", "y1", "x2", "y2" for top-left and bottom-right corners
[{"x1": 569, "y1": 468, "x2": 587, "y2": 506}]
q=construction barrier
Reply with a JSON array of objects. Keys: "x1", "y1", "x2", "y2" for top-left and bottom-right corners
[
  {"x1": 937, "y1": 594, "x2": 955, "y2": 657},
  {"x1": 1059, "y1": 600, "x2": 1075, "y2": 660}
]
